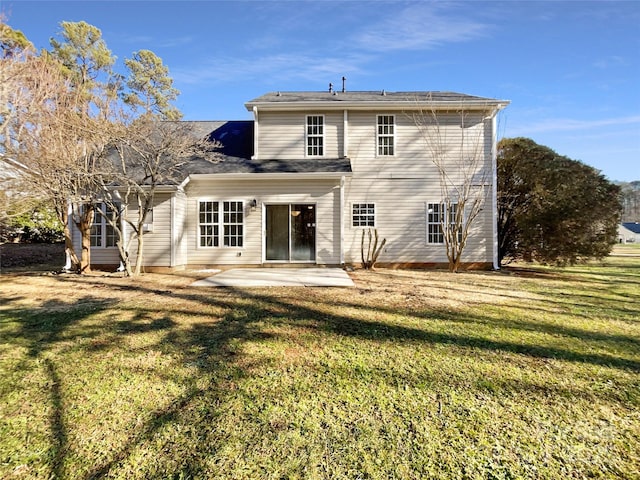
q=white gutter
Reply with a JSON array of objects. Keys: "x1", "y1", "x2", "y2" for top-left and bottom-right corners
[
  {"x1": 246, "y1": 101, "x2": 510, "y2": 112},
  {"x1": 187, "y1": 171, "x2": 353, "y2": 181}
]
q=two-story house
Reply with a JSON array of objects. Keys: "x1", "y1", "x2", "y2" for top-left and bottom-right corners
[{"x1": 80, "y1": 90, "x2": 509, "y2": 271}]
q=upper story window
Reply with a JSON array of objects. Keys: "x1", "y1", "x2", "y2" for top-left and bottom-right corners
[
  {"x1": 91, "y1": 202, "x2": 118, "y2": 248},
  {"x1": 306, "y1": 115, "x2": 324, "y2": 156},
  {"x1": 377, "y1": 115, "x2": 395, "y2": 156},
  {"x1": 352, "y1": 203, "x2": 376, "y2": 227}
]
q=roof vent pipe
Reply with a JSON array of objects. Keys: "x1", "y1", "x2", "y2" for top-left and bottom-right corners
[{"x1": 342, "y1": 76, "x2": 346, "y2": 93}]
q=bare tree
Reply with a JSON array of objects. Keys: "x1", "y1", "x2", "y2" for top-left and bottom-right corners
[
  {"x1": 95, "y1": 49, "x2": 217, "y2": 276},
  {"x1": 101, "y1": 120, "x2": 215, "y2": 276},
  {"x1": 412, "y1": 98, "x2": 494, "y2": 272},
  {"x1": 1, "y1": 36, "x2": 88, "y2": 269},
  {"x1": 2, "y1": 21, "x2": 214, "y2": 276}
]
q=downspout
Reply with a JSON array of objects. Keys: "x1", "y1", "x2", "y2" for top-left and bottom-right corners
[
  {"x1": 64, "y1": 200, "x2": 73, "y2": 270},
  {"x1": 491, "y1": 111, "x2": 499, "y2": 270},
  {"x1": 118, "y1": 203, "x2": 126, "y2": 272},
  {"x1": 170, "y1": 195, "x2": 176, "y2": 267},
  {"x1": 252, "y1": 106, "x2": 259, "y2": 160},
  {"x1": 261, "y1": 201, "x2": 265, "y2": 265},
  {"x1": 340, "y1": 175, "x2": 345, "y2": 266},
  {"x1": 343, "y1": 110, "x2": 349, "y2": 158}
]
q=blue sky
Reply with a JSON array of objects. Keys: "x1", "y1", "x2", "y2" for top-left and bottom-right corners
[{"x1": 2, "y1": 0, "x2": 639, "y2": 181}]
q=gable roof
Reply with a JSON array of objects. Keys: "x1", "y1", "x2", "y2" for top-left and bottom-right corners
[
  {"x1": 246, "y1": 91, "x2": 510, "y2": 112},
  {"x1": 623, "y1": 222, "x2": 640, "y2": 234}
]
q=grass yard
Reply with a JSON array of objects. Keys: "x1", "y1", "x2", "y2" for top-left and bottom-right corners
[{"x1": 0, "y1": 247, "x2": 638, "y2": 479}]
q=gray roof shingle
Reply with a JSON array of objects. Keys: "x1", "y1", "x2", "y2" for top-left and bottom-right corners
[
  {"x1": 167, "y1": 121, "x2": 351, "y2": 183},
  {"x1": 623, "y1": 222, "x2": 640, "y2": 234},
  {"x1": 246, "y1": 90, "x2": 507, "y2": 107}
]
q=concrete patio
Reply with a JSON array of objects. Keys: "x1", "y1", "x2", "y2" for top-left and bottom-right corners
[{"x1": 191, "y1": 268, "x2": 355, "y2": 287}]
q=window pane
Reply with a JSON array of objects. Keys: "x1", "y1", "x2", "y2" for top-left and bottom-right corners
[
  {"x1": 199, "y1": 201, "x2": 219, "y2": 247},
  {"x1": 223, "y1": 201, "x2": 243, "y2": 247},
  {"x1": 307, "y1": 115, "x2": 324, "y2": 156},
  {"x1": 377, "y1": 115, "x2": 395, "y2": 156},
  {"x1": 352, "y1": 203, "x2": 375, "y2": 227}
]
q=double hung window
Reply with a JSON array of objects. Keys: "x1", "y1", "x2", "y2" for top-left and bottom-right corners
[
  {"x1": 377, "y1": 115, "x2": 395, "y2": 156},
  {"x1": 223, "y1": 201, "x2": 244, "y2": 247},
  {"x1": 91, "y1": 203, "x2": 118, "y2": 248},
  {"x1": 426, "y1": 202, "x2": 460, "y2": 244},
  {"x1": 198, "y1": 200, "x2": 244, "y2": 247},
  {"x1": 306, "y1": 115, "x2": 324, "y2": 156}
]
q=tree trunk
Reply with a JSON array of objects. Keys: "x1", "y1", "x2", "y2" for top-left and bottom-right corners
[
  {"x1": 134, "y1": 232, "x2": 144, "y2": 276},
  {"x1": 77, "y1": 206, "x2": 94, "y2": 274},
  {"x1": 59, "y1": 208, "x2": 80, "y2": 272}
]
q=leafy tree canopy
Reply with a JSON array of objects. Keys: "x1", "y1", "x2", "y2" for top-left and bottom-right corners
[
  {"x1": 497, "y1": 137, "x2": 621, "y2": 266},
  {"x1": 123, "y1": 49, "x2": 181, "y2": 120},
  {"x1": 49, "y1": 20, "x2": 116, "y2": 104},
  {"x1": 0, "y1": 21, "x2": 33, "y2": 57}
]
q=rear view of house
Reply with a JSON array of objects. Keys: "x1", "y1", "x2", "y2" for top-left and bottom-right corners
[{"x1": 78, "y1": 89, "x2": 509, "y2": 271}]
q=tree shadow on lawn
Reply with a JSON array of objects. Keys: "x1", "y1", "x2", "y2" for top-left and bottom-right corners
[
  {"x1": 368, "y1": 268, "x2": 640, "y2": 330},
  {"x1": 2, "y1": 295, "x2": 117, "y2": 479},
  {"x1": 4, "y1": 275, "x2": 639, "y2": 478},
  {"x1": 331, "y1": 291, "x2": 640, "y2": 350}
]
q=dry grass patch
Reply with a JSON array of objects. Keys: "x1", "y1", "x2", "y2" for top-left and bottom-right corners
[{"x1": 1, "y1": 254, "x2": 639, "y2": 479}]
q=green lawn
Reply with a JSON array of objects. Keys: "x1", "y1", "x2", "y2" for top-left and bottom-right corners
[{"x1": 1, "y1": 251, "x2": 638, "y2": 479}]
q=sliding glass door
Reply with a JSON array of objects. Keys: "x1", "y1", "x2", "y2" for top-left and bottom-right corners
[{"x1": 265, "y1": 204, "x2": 316, "y2": 262}]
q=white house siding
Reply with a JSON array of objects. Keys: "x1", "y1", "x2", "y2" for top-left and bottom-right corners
[
  {"x1": 343, "y1": 110, "x2": 495, "y2": 265},
  {"x1": 173, "y1": 191, "x2": 188, "y2": 267},
  {"x1": 347, "y1": 111, "x2": 492, "y2": 179},
  {"x1": 125, "y1": 193, "x2": 174, "y2": 267},
  {"x1": 343, "y1": 177, "x2": 493, "y2": 264},
  {"x1": 257, "y1": 111, "x2": 343, "y2": 159},
  {"x1": 184, "y1": 177, "x2": 342, "y2": 266}
]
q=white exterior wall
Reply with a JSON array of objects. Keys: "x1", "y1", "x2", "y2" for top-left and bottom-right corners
[
  {"x1": 343, "y1": 178, "x2": 493, "y2": 264},
  {"x1": 342, "y1": 110, "x2": 495, "y2": 264},
  {"x1": 184, "y1": 178, "x2": 342, "y2": 266},
  {"x1": 83, "y1": 101, "x2": 500, "y2": 269},
  {"x1": 127, "y1": 193, "x2": 173, "y2": 267},
  {"x1": 173, "y1": 191, "x2": 188, "y2": 267},
  {"x1": 257, "y1": 111, "x2": 343, "y2": 159}
]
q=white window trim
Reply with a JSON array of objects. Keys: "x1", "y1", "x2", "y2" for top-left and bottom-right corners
[
  {"x1": 197, "y1": 199, "x2": 220, "y2": 248},
  {"x1": 425, "y1": 201, "x2": 461, "y2": 245},
  {"x1": 197, "y1": 199, "x2": 245, "y2": 249},
  {"x1": 91, "y1": 202, "x2": 119, "y2": 249},
  {"x1": 351, "y1": 202, "x2": 376, "y2": 228},
  {"x1": 305, "y1": 114, "x2": 325, "y2": 157},
  {"x1": 376, "y1": 114, "x2": 395, "y2": 157},
  {"x1": 222, "y1": 200, "x2": 245, "y2": 248}
]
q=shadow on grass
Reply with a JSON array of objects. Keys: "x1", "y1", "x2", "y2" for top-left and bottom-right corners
[
  {"x1": 3, "y1": 270, "x2": 639, "y2": 477},
  {"x1": 1, "y1": 294, "x2": 118, "y2": 479}
]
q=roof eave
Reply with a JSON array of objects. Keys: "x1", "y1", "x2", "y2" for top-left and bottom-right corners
[
  {"x1": 187, "y1": 171, "x2": 353, "y2": 182},
  {"x1": 245, "y1": 100, "x2": 510, "y2": 112}
]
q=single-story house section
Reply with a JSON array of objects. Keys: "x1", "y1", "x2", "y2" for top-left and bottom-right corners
[{"x1": 619, "y1": 222, "x2": 640, "y2": 243}]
